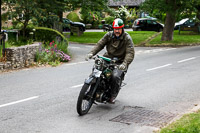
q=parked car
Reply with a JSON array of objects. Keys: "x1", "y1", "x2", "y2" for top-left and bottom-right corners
[
  {"x1": 174, "y1": 18, "x2": 196, "y2": 30},
  {"x1": 63, "y1": 18, "x2": 85, "y2": 32},
  {"x1": 132, "y1": 18, "x2": 164, "y2": 32}
]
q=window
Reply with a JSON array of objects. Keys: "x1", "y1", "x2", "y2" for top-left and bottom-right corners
[
  {"x1": 8, "y1": 15, "x2": 12, "y2": 21},
  {"x1": 147, "y1": 20, "x2": 153, "y2": 24},
  {"x1": 19, "y1": 14, "x2": 24, "y2": 20}
]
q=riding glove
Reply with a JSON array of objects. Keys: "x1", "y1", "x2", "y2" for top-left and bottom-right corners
[
  {"x1": 85, "y1": 53, "x2": 93, "y2": 61},
  {"x1": 119, "y1": 63, "x2": 126, "y2": 70}
]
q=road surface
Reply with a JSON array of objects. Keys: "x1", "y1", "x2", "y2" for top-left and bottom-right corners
[{"x1": 0, "y1": 44, "x2": 200, "y2": 133}]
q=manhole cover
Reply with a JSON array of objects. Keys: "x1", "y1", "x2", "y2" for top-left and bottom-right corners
[{"x1": 110, "y1": 107, "x2": 177, "y2": 127}]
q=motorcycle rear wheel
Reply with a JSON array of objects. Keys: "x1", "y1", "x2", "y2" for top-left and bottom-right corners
[{"x1": 77, "y1": 83, "x2": 94, "y2": 116}]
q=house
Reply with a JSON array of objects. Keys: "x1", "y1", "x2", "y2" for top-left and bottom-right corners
[
  {"x1": 108, "y1": 0, "x2": 147, "y2": 18},
  {"x1": 108, "y1": 0, "x2": 145, "y2": 9}
]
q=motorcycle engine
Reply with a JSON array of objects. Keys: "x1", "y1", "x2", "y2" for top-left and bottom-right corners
[{"x1": 95, "y1": 91, "x2": 105, "y2": 103}]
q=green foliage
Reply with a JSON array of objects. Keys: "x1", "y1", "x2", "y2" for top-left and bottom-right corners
[
  {"x1": 106, "y1": 8, "x2": 117, "y2": 16},
  {"x1": 56, "y1": 40, "x2": 70, "y2": 56},
  {"x1": 160, "y1": 110, "x2": 200, "y2": 133},
  {"x1": 4, "y1": 0, "x2": 38, "y2": 37},
  {"x1": 35, "y1": 41, "x2": 70, "y2": 66},
  {"x1": 105, "y1": 16, "x2": 115, "y2": 25},
  {"x1": 115, "y1": 6, "x2": 130, "y2": 25},
  {"x1": 80, "y1": 0, "x2": 109, "y2": 25},
  {"x1": 0, "y1": 45, "x2": 3, "y2": 58},
  {"x1": 140, "y1": 0, "x2": 200, "y2": 41},
  {"x1": 1, "y1": 12, "x2": 9, "y2": 21},
  {"x1": 127, "y1": 8, "x2": 138, "y2": 22},
  {"x1": 67, "y1": 12, "x2": 81, "y2": 22},
  {"x1": 140, "y1": 0, "x2": 200, "y2": 22},
  {"x1": 34, "y1": 27, "x2": 68, "y2": 44},
  {"x1": 35, "y1": 0, "x2": 79, "y2": 30},
  {"x1": 6, "y1": 37, "x2": 33, "y2": 47}
]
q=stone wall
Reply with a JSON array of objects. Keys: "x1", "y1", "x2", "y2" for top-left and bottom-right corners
[{"x1": 0, "y1": 43, "x2": 40, "y2": 71}]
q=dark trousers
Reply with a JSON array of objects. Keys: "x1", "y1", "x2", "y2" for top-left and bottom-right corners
[{"x1": 110, "y1": 68, "x2": 125, "y2": 97}]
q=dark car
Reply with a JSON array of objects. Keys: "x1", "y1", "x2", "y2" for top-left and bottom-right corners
[
  {"x1": 174, "y1": 18, "x2": 196, "y2": 30},
  {"x1": 132, "y1": 18, "x2": 164, "y2": 32},
  {"x1": 63, "y1": 18, "x2": 85, "y2": 32}
]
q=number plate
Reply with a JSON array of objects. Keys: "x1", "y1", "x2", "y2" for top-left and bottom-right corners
[{"x1": 93, "y1": 69, "x2": 102, "y2": 77}]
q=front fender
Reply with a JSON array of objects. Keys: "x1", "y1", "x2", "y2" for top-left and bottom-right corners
[{"x1": 84, "y1": 76, "x2": 97, "y2": 85}]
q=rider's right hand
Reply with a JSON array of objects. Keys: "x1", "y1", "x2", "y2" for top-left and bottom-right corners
[{"x1": 85, "y1": 53, "x2": 93, "y2": 61}]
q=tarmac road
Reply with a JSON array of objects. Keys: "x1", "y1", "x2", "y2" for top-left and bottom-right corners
[{"x1": 0, "y1": 44, "x2": 200, "y2": 133}]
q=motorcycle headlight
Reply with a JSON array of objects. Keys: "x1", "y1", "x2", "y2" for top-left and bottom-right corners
[{"x1": 95, "y1": 58, "x2": 104, "y2": 70}]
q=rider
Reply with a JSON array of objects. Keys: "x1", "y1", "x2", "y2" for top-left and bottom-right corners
[{"x1": 85, "y1": 18, "x2": 135, "y2": 103}]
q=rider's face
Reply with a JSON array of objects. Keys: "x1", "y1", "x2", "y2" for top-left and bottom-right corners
[{"x1": 114, "y1": 28, "x2": 122, "y2": 37}]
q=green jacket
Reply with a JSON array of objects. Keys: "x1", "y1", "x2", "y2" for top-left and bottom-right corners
[{"x1": 90, "y1": 31, "x2": 135, "y2": 67}]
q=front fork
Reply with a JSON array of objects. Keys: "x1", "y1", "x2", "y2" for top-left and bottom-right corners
[{"x1": 84, "y1": 76, "x2": 100, "y2": 100}]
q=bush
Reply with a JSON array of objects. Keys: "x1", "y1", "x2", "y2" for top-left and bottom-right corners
[
  {"x1": 105, "y1": 16, "x2": 115, "y2": 25},
  {"x1": 6, "y1": 36, "x2": 33, "y2": 47},
  {"x1": 67, "y1": 12, "x2": 81, "y2": 22},
  {"x1": 34, "y1": 27, "x2": 68, "y2": 44},
  {"x1": 35, "y1": 41, "x2": 70, "y2": 66}
]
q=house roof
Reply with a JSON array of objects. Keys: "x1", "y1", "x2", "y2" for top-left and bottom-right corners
[{"x1": 108, "y1": 0, "x2": 145, "y2": 7}]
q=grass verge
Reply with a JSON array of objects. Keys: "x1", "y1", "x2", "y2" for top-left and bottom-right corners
[
  {"x1": 148, "y1": 30, "x2": 200, "y2": 47},
  {"x1": 65, "y1": 31, "x2": 156, "y2": 46},
  {"x1": 160, "y1": 110, "x2": 200, "y2": 133},
  {"x1": 66, "y1": 30, "x2": 200, "y2": 47}
]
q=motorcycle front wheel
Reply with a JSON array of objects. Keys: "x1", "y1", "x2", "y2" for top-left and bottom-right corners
[{"x1": 77, "y1": 83, "x2": 94, "y2": 116}]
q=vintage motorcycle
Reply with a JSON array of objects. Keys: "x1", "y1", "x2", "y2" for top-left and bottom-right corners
[{"x1": 76, "y1": 55, "x2": 125, "y2": 116}]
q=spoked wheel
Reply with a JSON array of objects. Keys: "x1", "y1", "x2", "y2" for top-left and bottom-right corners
[{"x1": 77, "y1": 83, "x2": 94, "y2": 116}]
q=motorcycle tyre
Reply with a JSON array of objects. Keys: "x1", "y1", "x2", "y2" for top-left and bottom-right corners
[{"x1": 77, "y1": 83, "x2": 94, "y2": 116}]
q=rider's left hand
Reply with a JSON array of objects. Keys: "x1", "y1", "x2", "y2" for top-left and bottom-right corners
[{"x1": 119, "y1": 63, "x2": 126, "y2": 70}]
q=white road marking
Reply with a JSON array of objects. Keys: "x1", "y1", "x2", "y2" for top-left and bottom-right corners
[
  {"x1": 65, "y1": 63, "x2": 78, "y2": 66},
  {"x1": 71, "y1": 84, "x2": 83, "y2": 88},
  {"x1": 85, "y1": 46, "x2": 94, "y2": 48},
  {"x1": 65, "y1": 61, "x2": 88, "y2": 66},
  {"x1": 178, "y1": 57, "x2": 196, "y2": 63},
  {"x1": 0, "y1": 96, "x2": 39, "y2": 108},
  {"x1": 78, "y1": 61, "x2": 88, "y2": 64},
  {"x1": 146, "y1": 64, "x2": 172, "y2": 71},
  {"x1": 136, "y1": 48, "x2": 176, "y2": 55},
  {"x1": 69, "y1": 46, "x2": 80, "y2": 49}
]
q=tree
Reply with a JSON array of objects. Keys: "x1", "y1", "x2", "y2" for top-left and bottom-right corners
[
  {"x1": 140, "y1": 0, "x2": 199, "y2": 41},
  {"x1": 4, "y1": 0, "x2": 38, "y2": 37},
  {"x1": 79, "y1": 0, "x2": 109, "y2": 25},
  {"x1": 193, "y1": 0, "x2": 200, "y2": 24},
  {"x1": 36, "y1": 0, "x2": 79, "y2": 32},
  {"x1": 115, "y1": 6, "x2": 130, "y2": 25},
  {"x1": 3, "y1": 0, "x2": 80, "y2": 34}
]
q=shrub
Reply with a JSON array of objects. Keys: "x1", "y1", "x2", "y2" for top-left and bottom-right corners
[
  {"x1": 67, "y1": 12, "x2": 81, "y2": 22},
  {"x1": 6, "y1": 37, "x2": 33, "y2": 47},
  {"x1": 115, "y1": 6, "x2": 130, "y2": 25},
  {"x1": 34, "y1": 27, "x2": 68, "y2": 44},
  {"x1": 105, "y1": 16, "x2": 115, "y2": 25},
  {"x1": 35, "y1": 41, "x2": 70, "y2": 66}
]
